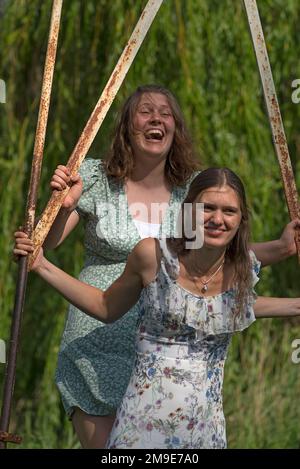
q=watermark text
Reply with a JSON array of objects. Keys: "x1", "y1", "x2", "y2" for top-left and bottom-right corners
[
  {"x1": 0, "y1": 79, "x2": 6, "y2": 103},
  {"x1": 0, "y1": 339, "x2": 6, "y2": 363},
  {"x1": 291, "y1": 338, "x2": 300, "y2": 364},
  {"x1": 95, "y1": 201, "x2": 204, "y2": 249},
  {"x1": 291, "y1": 79, "x2": 300, "y2": 104}
]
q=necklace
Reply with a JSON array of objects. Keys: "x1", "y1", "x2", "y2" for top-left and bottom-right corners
[{"x1": 191, "y1": 258, "x2": 225, "y2": 294}]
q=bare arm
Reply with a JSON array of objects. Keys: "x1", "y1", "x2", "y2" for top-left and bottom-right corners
[
  {"x1": 43, "y1": 165, "x2": 83, "y2": 249},
  {"x1": 43, "y1": 209, "x2": 80, "y2": 249},
  {"x1": 250, "y1": 219, "x2": 300, "y2": 267},
  {"x1": 32, "y1": 238, "x2": 159, "y2": 323},
  {"x1": 254, "y1": 296, "x2": 300, "y2": 318}
]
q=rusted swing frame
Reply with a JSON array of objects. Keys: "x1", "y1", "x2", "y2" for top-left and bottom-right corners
[{"x1": 1, "y1": 0, "x2": 299, "y2": 449}]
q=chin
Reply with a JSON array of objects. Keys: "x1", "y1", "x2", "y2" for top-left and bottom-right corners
[
  {"x1": 145, "y1": 150, "x2": 168, "y2": 159},
  {"x1": 203, "y1": 238, "x2": 228, "y2": 249}
]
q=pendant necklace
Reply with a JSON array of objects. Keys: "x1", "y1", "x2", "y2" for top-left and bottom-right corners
[{"x1": 192, "y1": 258, "x2": 225, "y2": 294}]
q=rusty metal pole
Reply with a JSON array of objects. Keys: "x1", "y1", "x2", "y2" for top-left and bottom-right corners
[
  {"x1": 0, "y1": 0, "x2": 63, "y2": 448},
  {"x1": 29, "y1": 0, "x2": 164, "y2": 269},
  {"x1": 244, "y1": 0, "x2": 300, "y2": 262}
]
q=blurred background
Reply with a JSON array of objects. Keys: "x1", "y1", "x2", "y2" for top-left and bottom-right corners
[{"x1": 0, "y1": 0, "x2": 299, "y2": 448}]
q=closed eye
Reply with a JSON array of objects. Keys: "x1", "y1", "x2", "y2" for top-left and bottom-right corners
[{"x1": 224, "y1": 208, "x2": 239, "y2": 214}]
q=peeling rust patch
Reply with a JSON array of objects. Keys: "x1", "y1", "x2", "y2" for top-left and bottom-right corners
[{"x1": 0, "y1": 431, "x2": 22, "y2": 444}]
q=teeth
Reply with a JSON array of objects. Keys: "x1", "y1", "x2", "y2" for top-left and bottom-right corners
[{"x1": 145, "y1": 129, "x2": 163, "y2": 140}]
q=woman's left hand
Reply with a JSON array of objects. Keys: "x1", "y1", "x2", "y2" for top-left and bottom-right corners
[{"x1": 279, "y1": 218, "x2": 300, "y2": 257}]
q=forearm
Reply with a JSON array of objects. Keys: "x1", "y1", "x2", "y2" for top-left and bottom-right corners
[
  {"x1": 43, "y1": 208, "x2": 78, "y2": 249},
  {"x1": 34, "y1": 257, "x2": 109, "y2": 322},
  {"x1": 254, "y1": 296, "x2": 300, "y2": 318},
  {"x1": 250, "y1": 240, "x2": 290, "y2": 267}
]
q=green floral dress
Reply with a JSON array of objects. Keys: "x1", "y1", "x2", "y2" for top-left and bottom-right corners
[{"x1": 55, "y1": 158, "x2": 195, "y2": 416}]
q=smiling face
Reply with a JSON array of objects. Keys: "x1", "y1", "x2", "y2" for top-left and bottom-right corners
[
  {"x1": 197, "y1": 185, "x2": 242, "y2": 250},
  {"x1": 130, "y1": 92, "x2": 176, "y2": 161}
]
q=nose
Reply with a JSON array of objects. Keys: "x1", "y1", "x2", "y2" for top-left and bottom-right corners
[
  {"x1": 149, "y1": 110, "x2": 161, "y2": 123},
  {"x1": 209, "y1": 210, "x2": 223, "y2": 226}
]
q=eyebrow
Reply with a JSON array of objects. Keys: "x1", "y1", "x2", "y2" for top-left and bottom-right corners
[
  {"x1": 203, "y1": 202, "x2": 239, "y2": 211},
  {"x1": 138, "y1": 102, "x2": 172, "y2": 110}
]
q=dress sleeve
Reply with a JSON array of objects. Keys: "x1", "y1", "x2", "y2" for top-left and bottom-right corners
[
  {"x1": 249, "y1": 249, "x2": 261, "y2": 288},
  {"x1": 75, "y1": 158, "x2": 105, "y2": 218},
  {"x1": 231, "y1": 250, "x2": 261, "y2": 332}
]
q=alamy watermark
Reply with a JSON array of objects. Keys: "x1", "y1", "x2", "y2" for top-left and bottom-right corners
[
  {"x1": 95, "y1": 201, "x2": 204, "y2": 249},
  {"x1": 291, "y1": 79, "x2": 300, "y2": 104},
  {"x1": 0, "y1": 339, "x2": 5, "y2": 364},
  {"x1": 0, "y1": 78, "x2": 6, "y2": 103},
  {"x1": 291, "y1": 339, "x2": 300, "y2": 364}
]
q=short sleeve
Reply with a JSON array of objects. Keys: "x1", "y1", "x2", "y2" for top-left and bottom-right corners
[
  {"x1": 232, "y1": 250, "x2": 261, "y2": 331},
  {"x1": 208, "y1": 250, "x2": 261, "y2": 335},
  {"x1": 249, "y1": 249, "x2": 261, "y2": 289},
  {"x1": 76, "y1": 158, "x2": 105, "y2": 218}
]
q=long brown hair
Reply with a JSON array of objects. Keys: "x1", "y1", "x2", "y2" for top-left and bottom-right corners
[
  {"x1": 104, "y1": 84, "x2": 200, "y2": 186},
  {"x1": 168, "y1": 168, "x2": 252, "y2": 313}
]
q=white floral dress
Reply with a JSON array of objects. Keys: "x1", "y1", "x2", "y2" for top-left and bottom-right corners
[{"x1": 107, "y1": 239, "x2": 260, "y2": 449}]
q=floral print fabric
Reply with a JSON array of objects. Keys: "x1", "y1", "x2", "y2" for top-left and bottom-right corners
[{"x1": 107, "y1": 240, "x2": 260, "y2": 448}]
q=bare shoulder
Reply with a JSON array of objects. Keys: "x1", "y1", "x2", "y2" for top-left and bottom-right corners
[
  {"x1": 129, "y1": 238, "x2": 162, "y2": 285},
  {"x1": 131, "y1": 237, "x2": 161, "y2": 267}
]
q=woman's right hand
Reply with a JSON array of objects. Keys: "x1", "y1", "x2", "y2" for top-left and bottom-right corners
[
  {"x1": 50, "y1": 165, "x2": 83, "y2": 211},
  {"x1": 13, "y1": 230, "x2": 33, "y2": 259},
  {"x1": 13, "y1": 230, "x2": 44, "y2": 271}
]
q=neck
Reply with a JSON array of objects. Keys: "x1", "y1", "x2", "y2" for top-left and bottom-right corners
[
  {"x1": 181, "y1": 246, "x2": 226, "y2": 276},
  {"x1": 130, "y1": 156, "x2": 168, "y2": 189}
]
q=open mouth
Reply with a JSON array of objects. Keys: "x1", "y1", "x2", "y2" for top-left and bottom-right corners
[{"x1": 144, "y1": 129, "x2": 164, "y2": 141}]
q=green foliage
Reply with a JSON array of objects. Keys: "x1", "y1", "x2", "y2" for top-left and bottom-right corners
[{"x1": 0, "y1": 0, "x2": 299, "y2": 448}]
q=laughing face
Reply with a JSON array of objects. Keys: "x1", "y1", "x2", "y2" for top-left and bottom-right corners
[
  {"x1": 130, "y1": 92, "x2": 176, "y2": 161},
  {"x1": 197, "y1": 185, "x2": 242, "y2": 250}
]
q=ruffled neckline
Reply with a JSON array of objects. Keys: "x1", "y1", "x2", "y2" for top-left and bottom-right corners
[
  {"x1": 174, "y1": 281, "x2": 235, "y2": 300},
  {"x1": 141, "y1": 243, "x2": 260, "y2": 337}
]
